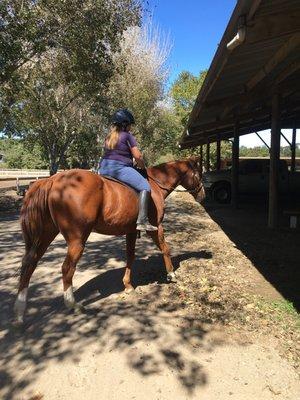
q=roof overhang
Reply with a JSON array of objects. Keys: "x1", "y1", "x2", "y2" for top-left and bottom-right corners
[{"x1": 180, "y1": 0, "x2": 300, "y2": 149}]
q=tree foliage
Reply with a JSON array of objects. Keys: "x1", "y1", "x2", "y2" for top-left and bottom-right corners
[
  {"x1": 1, "y1": 0, "x2": 142, "y2": 173},
  {"x1": 0, "y1": 0, "x2": 142, "y2": 86},
  {"x1": 107, "y1": 23, "x2": 173, "y2": 163},
  {"x1": 13, "y1": 51, "x2": 103, "y2": 174},
  {"x1": 167, "y1": 70, "x2": 207, "y2": 159},
  {"x1": 240, "y1": 144, "x2": 300, "y2": 158},
  {"x1": 0, "y1": 138, "x2": 47, "y2": 169},
  {"x1": 170, "y1": 70, "x2": 206, "y2": 127}
]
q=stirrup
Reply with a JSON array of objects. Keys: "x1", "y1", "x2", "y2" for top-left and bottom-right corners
[{"x1": 136, "y1": 222, "x2": 158, "y2": 232}]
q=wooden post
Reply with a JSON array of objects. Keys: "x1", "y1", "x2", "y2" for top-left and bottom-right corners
[
  {"x1": 231, "y1": 123, "x2": 239, "y2": 208},
  {"x1": 291, "y1": 123, "x2": 296, "y2": 173},
  {"x1": 216, "y1": 139, "x2": 221, "y2": 170},
  {"x1": 206, "y1": 143, "x2": 210, "y2": 171},
  {"x1": 199, "y1": 145, "x2": 203, "y2": 173},
  {"x1": 268, "y1": 93, "x2": 281, "y2": 228}
]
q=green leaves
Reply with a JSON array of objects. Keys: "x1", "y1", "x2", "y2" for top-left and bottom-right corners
[
  {"x1": 0, "y1": 0, "x2": 142, "y2": 173},
  {"x1": 0, "y1": 138, "x2": 47, "y2": 169},
  {"x1": 170, "y1": 70, "x2": 207, "y2": 127}
]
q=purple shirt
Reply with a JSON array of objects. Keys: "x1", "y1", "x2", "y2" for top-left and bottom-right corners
[{"x1": 103, "y1": 131, "x2": 137, "y2": 165}]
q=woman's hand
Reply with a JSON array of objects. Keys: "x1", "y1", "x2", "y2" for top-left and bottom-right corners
[{"x1": 131, "y1": 146, "x2": 146, "y2": 169}]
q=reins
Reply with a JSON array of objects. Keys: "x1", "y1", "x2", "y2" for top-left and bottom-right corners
[
  {"x1": 147, "y1": 164, "x2": 203, "y2": 195},
  {"x1": 148, "y1": 175, "x2": 177, "y2": 192}
]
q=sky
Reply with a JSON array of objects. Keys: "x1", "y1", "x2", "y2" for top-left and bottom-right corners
[
  {"x1": 147, "y1": 0, "x2": 297, "y2": 147},
  {"x1": 147, "y1": 0, "x2": 236, "y2": 84}
]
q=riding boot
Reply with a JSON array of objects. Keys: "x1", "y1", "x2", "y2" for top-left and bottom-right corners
[{"x1": 136, "y1": 190, "x2": 158, "y2": 231}]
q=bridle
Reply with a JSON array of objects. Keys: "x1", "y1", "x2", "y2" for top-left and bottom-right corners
[{"x1": 148, "y1": 162, "x2": 204, "y2": 196}]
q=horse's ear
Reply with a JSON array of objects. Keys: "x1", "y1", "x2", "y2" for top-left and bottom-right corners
[{"x1": 189, "y1": 156, "x2": 201, "y2": 171}]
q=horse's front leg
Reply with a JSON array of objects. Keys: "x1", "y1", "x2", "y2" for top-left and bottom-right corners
[
  {"x1": 148, "y1": 224, "x2": 176, "y2": 282},
  {"x1": 123, "y1": 232, "x2": 137, "y2": 293}
]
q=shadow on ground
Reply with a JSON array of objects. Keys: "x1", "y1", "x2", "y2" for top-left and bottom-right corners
[
  {"x1": 204, "y1": 195, "x2": 300, "y2": 311},
  {"x1": 0, "y1": 197, "x2": 228, "y2": 400}
]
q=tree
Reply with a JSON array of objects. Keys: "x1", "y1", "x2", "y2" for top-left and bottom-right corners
[
  {"x1": 67, "y1": 128, "x2": 104, "y2": 170},
  {"x1": 240, "y1": 145, "x2": 270, "y2": 158},
  {"x1": 166, "y1": 70, "x2": 207, "y2": 159},
  {"x1": 0, "y1": 0, "x2": 142, "y2": 86},
  {"x1": 108, "y1": 22, "x2": 173, "y2": 163},
  {"x1": 170, "y1": 70, "x2": 207, "y2": 127},
  {"x1": 13, "y1": 51, "x2": 104, "y2": 174},
  {"x1": 2, "y1": 0, "x2": 143, "y2": 173},
  {"x1": 168, "y1": 70, "x2": 235, "y2": 166},
  {"x1": 0, "y1": 138, "x2": 47, "y2": 169}
]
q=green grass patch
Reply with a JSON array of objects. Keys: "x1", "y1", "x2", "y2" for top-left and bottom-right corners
[{"x1": 255, "y1": 298, "x2": 300, "y2": 329}]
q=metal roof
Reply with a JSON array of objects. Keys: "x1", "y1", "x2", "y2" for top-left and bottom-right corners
[{"x1": 180, "y1": 0, "x2": 300, "y2": 149}]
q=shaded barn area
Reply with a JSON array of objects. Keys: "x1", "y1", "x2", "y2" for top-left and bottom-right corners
[
  {"x1": 180, "y1": 0, "x2": 300, "y2": 307},
  {"x1": 205, "y1": 201, "x2": 300, "y2": 311}
]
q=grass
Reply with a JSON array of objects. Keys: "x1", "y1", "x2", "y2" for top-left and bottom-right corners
[
  {"x1": 254, "y1": 298, "x2": 300, "y2": 330},
  {"x1": 269, "y1": 300, "x2": 299, "y2": 316}
]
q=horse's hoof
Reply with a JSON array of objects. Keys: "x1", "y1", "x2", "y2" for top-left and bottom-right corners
[
  {"x1": 73, "y1": 303, "x2": 86, "y2": 314},
  {"x1": 65, "y1": 301, "x2": 85, "y2": 313},
  {"x1": 11, "y1": 319, "x2": 24, "y2": 332},
  {"x1": 124, "y1": 287, "x2": 135, "y2": 294},
  {"x1": 167, "y1": 272, "x2": 177, "y2": 283},
  {"x1": 64, "y1": 300, "x2": 75, "y2": 310}
]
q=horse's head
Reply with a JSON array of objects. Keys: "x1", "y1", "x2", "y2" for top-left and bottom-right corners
[{"x1": 180, "y1": 157, "x2": 206, "y2": 203}]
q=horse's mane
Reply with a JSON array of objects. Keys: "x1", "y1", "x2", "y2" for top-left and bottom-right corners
[{"x1": 148, "y1": 157, "x2": 199, "y2": 177}]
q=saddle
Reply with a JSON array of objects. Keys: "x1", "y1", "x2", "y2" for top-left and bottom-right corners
[
  {"x1": 100, "y1": 167, "x2": 149, "y2": 193},
  {"x1": 101, "y1": 175, "x2": 136, "y2": 191}
]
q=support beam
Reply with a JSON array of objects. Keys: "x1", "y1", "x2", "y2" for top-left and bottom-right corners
[
  {"x1": 291, "y1": 124, "x2": 297, "y2": 173},
  {"x1": 180, "y1": 113, "x2": 299, "y2": 149},
  {"x1": 247, "y1": 0, "x2": 263, "y2": 21},
  {"x1": 199, "y1": 145, "x2": 203, "y2": 173},
  {"x1": 280, "y1": 131, "x2": 292, "y2": 147},
  {"x1": 255, "y1": 131, "x2": 270, "y2": 150},
  {"x1": 275, "y1": 60, "x2": 300, "y2": 85},
  {"x1": 268, "y1": 93, "x2": 281, "y2": 228},
  {"x1": 216, "y1": 139, "x2": 221, "y2": 170},
  {"x1": 246, "y1": 34, "x2": 300, "y2": 91},
  {"x1": 231, "y1": 123, "x2": 239, "y2": 209},
  {"x1": 246, "y1": 17, "x2": 300, "y2": 45},
  {"x1": 206, "y1": 143, "x2": 210, "y2": 171}
]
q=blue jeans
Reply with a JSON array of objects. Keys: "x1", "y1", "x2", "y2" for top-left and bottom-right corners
[{"x1": 99, "y1": 159, "x2": 150, "y2": 192}]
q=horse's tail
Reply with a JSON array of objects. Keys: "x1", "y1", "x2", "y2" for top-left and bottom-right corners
[{"x1": 20, "y1": 178, "x2": 53, "y2": 252}]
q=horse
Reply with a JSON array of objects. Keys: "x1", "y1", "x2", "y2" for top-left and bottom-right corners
[{"x1": 14, "y1": 157, "x2": 205, "y2": 324}]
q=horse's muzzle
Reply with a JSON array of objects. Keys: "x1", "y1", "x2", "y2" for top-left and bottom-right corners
[{"x1": 194, "y1": 187, "x2": 206, "y2": 204}]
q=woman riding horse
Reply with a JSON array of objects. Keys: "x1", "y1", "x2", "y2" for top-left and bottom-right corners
[
  {"x1": 99, "y1": 109, "x2": 157, "y2": 232},
  {"x1": 13, "y1": 133, "x2": 204, "y2": 325}
]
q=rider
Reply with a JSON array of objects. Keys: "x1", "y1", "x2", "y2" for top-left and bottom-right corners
[{"x1": 99, "y1": 109, "x2": 157, "y2": 232}]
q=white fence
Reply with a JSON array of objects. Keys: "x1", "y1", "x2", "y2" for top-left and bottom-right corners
[{"x1": 0, "y1": 169, "x2": 50, "y2": 179}]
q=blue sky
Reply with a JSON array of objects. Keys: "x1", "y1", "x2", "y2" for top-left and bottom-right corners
[
  {"x1": 147, "y1": 0, "x2": 297, "y2": 147},
  {"x1": 147, "y1": 0, "x2": 236, "y2": 84}
]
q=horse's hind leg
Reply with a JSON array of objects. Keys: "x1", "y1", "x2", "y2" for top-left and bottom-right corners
[
  {"x1": 14, "y1": 228, "x2": 58, "y2": 324},
  {"x1": 61, "y1": 235, "x2": 89, "y2": 310},
  {"x1": 147, "y1": 224, "x2": 176, "y2": 282}
]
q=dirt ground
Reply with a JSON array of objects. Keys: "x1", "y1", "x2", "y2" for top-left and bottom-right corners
[
  {"x1": 0, "y1": 188, "x2": 299, "y2": 400},
  {"x1": 0, "y1": 179, "x2": 34, "y2": 190}
]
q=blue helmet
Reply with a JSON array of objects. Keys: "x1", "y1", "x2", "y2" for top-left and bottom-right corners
[{"x1": 111, "y1": 109, "x2": 135, "y2": 126}]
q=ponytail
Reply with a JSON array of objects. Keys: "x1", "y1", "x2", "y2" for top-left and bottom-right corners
[{"x1": 106, "y1": 125, "x2": 121, "y2": 149}]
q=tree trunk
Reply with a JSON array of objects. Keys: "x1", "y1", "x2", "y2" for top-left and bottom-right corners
[{"x1": 49, "y1": 157, "x2": 59, "y2": 175}]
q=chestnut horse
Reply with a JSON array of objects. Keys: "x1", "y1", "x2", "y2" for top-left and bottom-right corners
[{"x1": 14, "y1": 158, "x2": 204, "y2": 323}]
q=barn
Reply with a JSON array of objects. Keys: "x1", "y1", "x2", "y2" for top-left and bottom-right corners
[{"x1": 180, "y1": 0, "x2": 300, "y2": 228}]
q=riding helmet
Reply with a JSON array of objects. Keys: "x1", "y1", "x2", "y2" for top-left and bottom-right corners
[{"x1": 111, "y1": 109, "x2": 135, "y2": 126}]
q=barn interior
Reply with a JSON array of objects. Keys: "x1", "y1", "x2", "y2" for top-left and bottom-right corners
[{"x1": 180, "y1": 0, "x2": 300, "y2": 308}]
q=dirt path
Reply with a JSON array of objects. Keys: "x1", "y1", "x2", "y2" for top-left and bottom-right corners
[{"x1": 0, "y1": 191, "x2": 299, "y2": 400}]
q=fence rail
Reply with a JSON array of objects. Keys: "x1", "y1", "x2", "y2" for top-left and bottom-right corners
[{"x1": 0, "y1": 169, "x2": 50, "y2": 178}]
